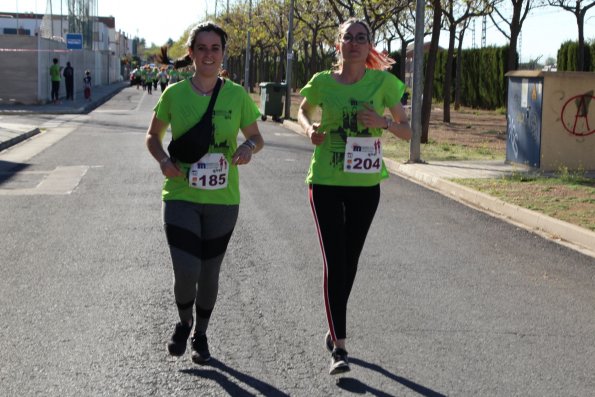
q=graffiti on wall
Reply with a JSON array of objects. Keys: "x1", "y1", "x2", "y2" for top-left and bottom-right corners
[
  {"x1": 506, "y1": 80, "x2": 542, "y2": 167},
  {"x1": 561, "y1": 91, "x2": 594, "y2": 137},
  {"x1": 507, "y1": 114, "x2": 518, "y2": 159}
]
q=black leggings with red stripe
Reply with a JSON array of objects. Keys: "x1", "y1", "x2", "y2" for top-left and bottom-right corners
[{"x1": 308, "y1": 183, "x2": 380, "y2": 342}]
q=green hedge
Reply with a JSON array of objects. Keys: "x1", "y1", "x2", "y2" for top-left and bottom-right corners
[
  {"x1": 557, "y1": 40, "x2": 595, "y2": 71},
  {"x1": 428, "y1": 46, "x2": 510, "y2": 109},
  {"x1": 390, "y1": 40, "x2": 594, "y2": 110}
]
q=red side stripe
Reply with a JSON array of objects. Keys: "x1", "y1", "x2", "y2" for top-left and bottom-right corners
[{"x1": 308, "y1": 185, "x2": 337, "y2": 342}]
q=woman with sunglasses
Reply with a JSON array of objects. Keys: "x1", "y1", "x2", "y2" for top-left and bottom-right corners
[{"x1": 298, "y1": 18, "x2": 412, "y2": 375}]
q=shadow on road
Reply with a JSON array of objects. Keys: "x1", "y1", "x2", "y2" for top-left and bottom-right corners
[
  {"x1": 181, "y1": 358, "x2": 289, "y2": 397},
  {"x1": 0, "y1": 161, "x2": 30, "y2": 184},
  {"x1": 341, "y1": 357, "x2": 446, "y2": 397}
]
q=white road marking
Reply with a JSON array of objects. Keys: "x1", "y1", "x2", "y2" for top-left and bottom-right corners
[{"x1": 0, "y1": 115, "x2": 86, "y2": 164}]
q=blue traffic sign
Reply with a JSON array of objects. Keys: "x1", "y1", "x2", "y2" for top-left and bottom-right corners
[{"x1": 66, "y1": 33, "x2": 83, "y2": 50}]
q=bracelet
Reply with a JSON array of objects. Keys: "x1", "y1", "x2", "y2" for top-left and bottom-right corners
[
  {"x1": 159, "y1": 156, "x2": 170, "y2": 165},
  {"x1": 242, "y1": 139, "x2": 256, "y2": 151},
  {"x1": 384, "y1": 117, "x2": 393, "y2": 130}
]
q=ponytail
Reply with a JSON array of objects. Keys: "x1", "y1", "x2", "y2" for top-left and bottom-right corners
[
  {"x1": 366, "y1": 48, "x2": 395, "y2": 71},
  {"x1": 157, "y1": 46, "x2": 193, "y2": 70},
  {"x1": 173, "y1": 55, "x2": 192, "y2": 69}
]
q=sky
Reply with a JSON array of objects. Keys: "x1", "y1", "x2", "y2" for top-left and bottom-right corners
[{"x1": 7, "y1": 0, "x2": 595, "y2": 63}]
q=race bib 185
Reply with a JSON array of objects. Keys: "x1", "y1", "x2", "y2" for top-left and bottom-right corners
[{"x1": 189, "y1": 153, "x2": 229, "y2": 190}]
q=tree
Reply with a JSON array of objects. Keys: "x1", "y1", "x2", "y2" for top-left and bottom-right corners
[
  {"x1": 489, "y1": 0, "x2": 546, "y2": 72},
  {"x1": 387, "y1": 6, "x2": 416, "y2": 80},
  {"x1": 453, "y1": 17, "x2": 471, "y2": 110},
  {"x1": 385, "y1": 3, "x2": 433, "y2": 83},
  {"x1": 294, "y1": 0, "x2": 337, "y2": 77},
  {"x1": 258, "y1": 0, "x2": 290, "y2": 82},
  {"x1": 547, "y1": 0, "x2": 595, "y2": 71},
  {"x1": 327, "y1": 0, "x2": 410, "y2": 33},
  {"x1": 441, "y1": 0, "x2": 496, "y2": 122}
]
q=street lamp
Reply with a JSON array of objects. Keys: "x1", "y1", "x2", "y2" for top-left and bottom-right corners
[
  {"x1": 244, "y1": 0, "x2": 252, "y2": 91},
  {"x1": 284, "y1": 0, "x2": 294, "y2": 119},
  {"x1": 223, "y1": 0, "x2": 229, "y2": 69}
]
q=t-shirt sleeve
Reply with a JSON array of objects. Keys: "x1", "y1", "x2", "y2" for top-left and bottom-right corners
[
  {"x1": 239, "y1": 89, "x2": 261, "y2": 129},
  {"x1": 383, "y1": 72, "x2": 406, "y2": 108},
  {"x1": 299, "y1": 72, "x2": 323, "y2": 106},
  {"x1": 153, "y1": 90, "x2": 171, "y2": 124}
]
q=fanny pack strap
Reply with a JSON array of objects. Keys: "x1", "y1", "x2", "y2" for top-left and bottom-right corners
[
  {"x1": 167, "y1": 77, "x2": 223, "y2": 162},
  {"x1": 204, "y1": 77, "x2": 223, "y2": 120}
]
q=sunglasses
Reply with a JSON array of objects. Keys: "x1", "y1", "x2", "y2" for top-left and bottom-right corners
[{"x1": 341, "y1": 33, "x2": 369, "y2": 44}]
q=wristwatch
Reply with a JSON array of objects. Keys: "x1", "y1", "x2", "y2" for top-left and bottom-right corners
[{"x1": 384, "y1": 117, "x2": 393, "y2": 130}]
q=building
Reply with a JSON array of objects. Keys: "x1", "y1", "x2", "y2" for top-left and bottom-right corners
[
  {"x1": 0, "y1": 11, "x2": 134, "y2": 104},
  {"x1": 404, "y1": 42, "x2": 443, "y2": 89}
]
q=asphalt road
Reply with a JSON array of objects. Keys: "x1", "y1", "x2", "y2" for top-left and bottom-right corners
[{"x1": 1, "y1": 87, "x2": 594, "y2": 396}]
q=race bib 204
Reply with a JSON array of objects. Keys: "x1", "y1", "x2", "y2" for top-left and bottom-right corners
[{"x1": 344, "y1": 137, "x2": 382, "y2": 174}]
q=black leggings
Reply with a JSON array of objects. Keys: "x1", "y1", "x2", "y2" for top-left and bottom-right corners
[
  {"x1": 163, "y1": 200, "x2": 238, "y2": 335},
  {"x1": 308, "y1": 184, "x2": 380, "y2": 341}
]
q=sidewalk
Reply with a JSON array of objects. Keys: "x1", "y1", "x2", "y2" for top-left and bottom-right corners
[
  {"x1": 282, "y1": 120, "x2": 595, "y2": 259},
  {"x1": 0, "y1": 93, "x2": 593, "y2": 259},
  {"x1": 0, "y1": 81, "x2": 128, "y2": 116},
  {"x1": 0, "y1": 81, "x2": 127, "y2": 151}
]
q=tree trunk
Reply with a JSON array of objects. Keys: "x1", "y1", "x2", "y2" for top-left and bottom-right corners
[
  {"x1": 443, "y1": 25, "x2": 457, "y2": 123},
  {"x1": 454, "y1": 38, "x2": 463, "y2": 111},
  {"x1": 507, "y1": 2, "x2": 522, "y2": 72},
  {"x1": 421, "y1": 0, "x2": 442, "y2": 144},
  {"x1": 309, "y1": 33, "x2": 318, "y2": 77},
  {"x1": 577, "y1": 11, "x2": 585, "y2": 71},
  {"x1": 400, "y1": 42, "x2": 408, "y2": 82},
  {"x1": 250, "y1": 48, "x2": 256, "y2": 92}
]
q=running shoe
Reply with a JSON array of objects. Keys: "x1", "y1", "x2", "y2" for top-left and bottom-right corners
[
  {"x1": 191, "y1": 333, "x2": 211, "y2": 365},
  {"x1": 329, "y1": 347, "x2": 350, "y2": 375},
  {"x1": 167, "y1": 321, "x2": 193, "y2": 356},
  {"x1": 324, "y1": 331, "x2": 333, "y2": 352}
]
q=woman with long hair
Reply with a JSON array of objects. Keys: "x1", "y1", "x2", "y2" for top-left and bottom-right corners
[
  {"x1": 298, "y1": 18, "x2": 412, "y2": 375},
  {"x1": 146, "y1": 21, "x2": 263, "y2": 365}
]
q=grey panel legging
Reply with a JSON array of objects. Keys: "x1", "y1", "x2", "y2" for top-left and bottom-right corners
[{"x1": 162, "y1": 200, "x2": 239, "y2": 335}]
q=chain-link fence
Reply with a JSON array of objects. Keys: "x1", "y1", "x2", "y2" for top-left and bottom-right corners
[{"x1": 39, "y1": 0, "x2": 97, "y2": 49}]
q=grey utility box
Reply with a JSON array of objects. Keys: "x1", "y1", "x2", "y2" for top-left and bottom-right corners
[{"x1": 505, "y1": 70, "x2": 595, "y2": 171}]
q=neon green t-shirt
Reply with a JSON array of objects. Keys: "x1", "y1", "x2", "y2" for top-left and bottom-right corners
[
  {"x1": 154, "y1": 79, "x2": 260, "y2": 205},
  {"x1": 169, "y1": 69, "x2": 179, "y2": 82},
  {"x1": 50, "y1": 64, "x2": 61, "y2": 82},
  {"x1": 300, "y1": 69, "x2": 406, "y2": 186}
]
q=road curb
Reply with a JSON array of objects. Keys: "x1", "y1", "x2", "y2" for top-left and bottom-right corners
[
  {"x1": 281, "y1": 119, "x2": 595, "y2": 258},
  {"x1": 80, "y1": 83, "x2": 128, "y2": 114},
  {"x1": 384, "y1": 158, "x2": 595, "y2": 258},
  {"x1": 0, "y1": 82, "x2": 128, "y2": 116},
  {"x1": 0, "y1": 128, "x2": 41, "y2": 152}
]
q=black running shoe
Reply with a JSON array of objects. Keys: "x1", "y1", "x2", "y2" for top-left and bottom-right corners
[
  {"x1": 329, "y1": 347, "x2": 350, "y2": 375},
  {"x1": 325, "y1": 331, "x2": 333, "y2": 352},
  {"x1": 167, "y1": 321, "x2": 193, "y2": 356},
  {"x1": 191, "y1": 334, "x2": 211, "y2": 365}
]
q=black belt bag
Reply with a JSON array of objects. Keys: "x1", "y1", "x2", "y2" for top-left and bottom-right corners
[{"x1": 168, "y1": 78, "x2": 223, "y2": 163}]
